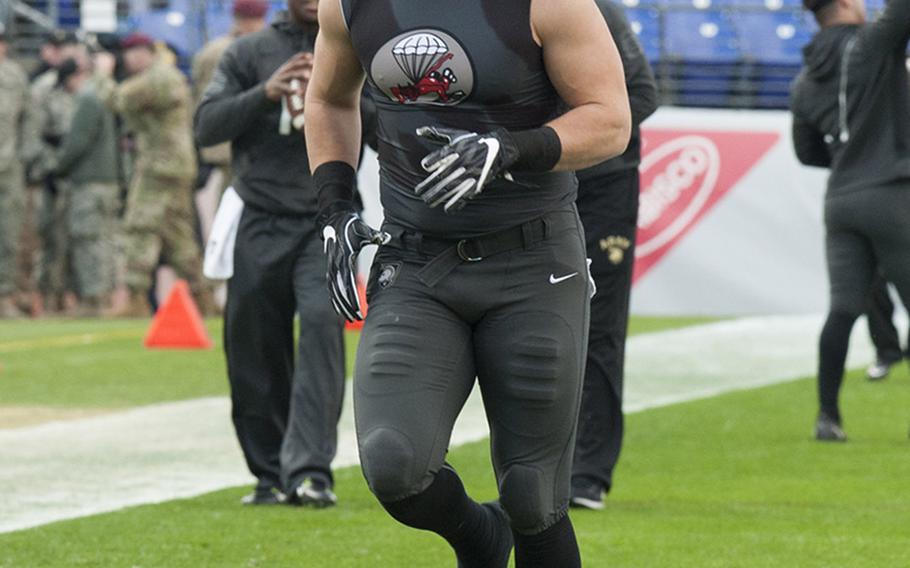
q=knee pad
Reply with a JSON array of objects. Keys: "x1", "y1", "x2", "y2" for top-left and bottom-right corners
[
  {"x1": 359, "y1": 428, "x2": 419, "y2": 501},
  {"x1": 499, "y1": 464, "x2": 552, "y2": 534}
]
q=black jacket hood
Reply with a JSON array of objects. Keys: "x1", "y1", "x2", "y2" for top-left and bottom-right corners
[{"x1": 802, "y1": 25, "x2": 859, "y2": 81}]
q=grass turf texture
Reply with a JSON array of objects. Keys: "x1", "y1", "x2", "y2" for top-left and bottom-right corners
[
  {"x1": 2, "y1": 366, "x2": 908, "y2": 566},
  {"x1": 0, "y1": 316, "x2": 712, "y2": 408}
]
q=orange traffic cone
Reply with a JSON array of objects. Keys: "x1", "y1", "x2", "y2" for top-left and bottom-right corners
[{"x1": 144, "y1": 280, "x2": 213, "y2": 350}]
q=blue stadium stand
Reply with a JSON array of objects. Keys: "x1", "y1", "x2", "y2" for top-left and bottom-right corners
[
  {"x1": 625, "y1": 7, "x2": 662, "y2": 63},
  {"x1": 662, "y1": 9, "x2": 743, "y2": 107},
  {"x1": 735, "y1": 11, "x2": 812, "y2": 108}
]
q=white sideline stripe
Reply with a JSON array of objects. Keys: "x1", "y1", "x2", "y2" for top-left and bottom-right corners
[{"x1": 0, "y1": 314, "x2": 880, "y2": 534}]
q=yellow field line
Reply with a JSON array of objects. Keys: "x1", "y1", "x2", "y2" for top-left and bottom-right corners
[{"x1": 0, "y1": 329, "x2": 146, "y2": 353}]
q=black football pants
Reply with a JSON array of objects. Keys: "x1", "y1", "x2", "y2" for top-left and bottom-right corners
[
  {"x1": 354, "y1": 208, "x2": 591, "y2": 535},
  {"x1": 572, "y1": 168, "x2": 639, "y2": 493},
  {"x1": 225, "y1": 205, "x2": 346, "y2": 493}
]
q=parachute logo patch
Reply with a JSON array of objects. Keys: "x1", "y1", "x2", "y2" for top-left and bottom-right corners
[{"x1": 370, "y1": 30, "x2": 474, "y2": 107}]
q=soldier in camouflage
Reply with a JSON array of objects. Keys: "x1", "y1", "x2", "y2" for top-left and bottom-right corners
[
  {"x1": 0, "y1": 25, "x2": 37, "y2": 318},
  {"x1": 95, "y1": 33, "x2": 207, "y2": 316},
  {"x1": 54, "y1": 59, "x2": 121, "y2": 316},
  {"x1": 25, "y1": 34, "x2": 85, "y2": 314}
]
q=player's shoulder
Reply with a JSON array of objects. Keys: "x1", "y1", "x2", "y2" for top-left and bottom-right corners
[{"x1": 0, "y1": 58, "x2": 27, "y2": 87}]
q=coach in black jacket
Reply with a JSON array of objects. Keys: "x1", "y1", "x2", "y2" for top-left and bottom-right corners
[
  {"x1": 570, "y1": 0, "x2": 659, "y2": 510},
  {"x1": 791, "y1": 0, "x2": 910, "y2": 441},
  {"x1": 195, "y1": 0, "x2": 344, "y2": 506}
]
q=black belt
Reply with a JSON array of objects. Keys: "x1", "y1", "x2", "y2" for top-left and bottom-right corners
[{"x1": 384, "y1": 210, "x2": 574, "y2": 288}]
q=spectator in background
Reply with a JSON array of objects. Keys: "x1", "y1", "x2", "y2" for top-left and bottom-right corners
[
  {"x1": 791, "y1": 0, "x2": 910, "y2": 441},
  {"x1": 570, "y1": 0, "x2": 659, "y2": 511},
  {"x1": 192, "y1": 0, "x2": 270, "y2": 240},
  {"x1": 26, "y1": 32, "x2": 84, "y2": 315},
  {"x1": 53, "y1": 58, "x2": 120, "y2": 317},
  {"x1": 0, "y1": 24, "x2": 37, "y2": 318},
  {"x1": 95, "y1": 33, "x2": 210, "y2": 317},
  {"x1": 195, "y1": 0, "x2": 346, "y2": 508}
]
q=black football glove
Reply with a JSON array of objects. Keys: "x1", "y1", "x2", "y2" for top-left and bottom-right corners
[
  {"x1": 322, "y1": 211, "x2": 389, "y2": 322},
  {"x1": 414, "y1": 126, "x2": 520, "y2": 212}
]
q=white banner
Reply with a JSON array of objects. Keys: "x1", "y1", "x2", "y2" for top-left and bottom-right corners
[{"x1": 631, "y1": 108, "x2": 829, "y2": 316}]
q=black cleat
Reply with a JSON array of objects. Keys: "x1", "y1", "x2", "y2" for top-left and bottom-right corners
[
  {"x1": 241, "y1": 487, "x2": 286, "y2": 506},
  {"x1": 288, "y1": 478, "x2": 337, "y2": 508},
  {"x1": 457, "y1": 502, "x2": 513, "y2": 568},
  {"x1": 815, "y1": 413, "x2": 847, "y2": 442},
  {"x1": 570, "y1": 478, "x2": 605, "y2": 511},
  {"x1": 866, "y1": 359, "x2": 894, "y2": 382}
]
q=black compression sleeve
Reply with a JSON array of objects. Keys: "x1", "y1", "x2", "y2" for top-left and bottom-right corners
[
  {"x1": 508, "y1": 126, "x2": 562, "y2": 172},
  {"x1": 313, "y1": 161, "x2": 357, "y2": 221}
]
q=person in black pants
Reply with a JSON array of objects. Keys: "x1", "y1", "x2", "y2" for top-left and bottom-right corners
[
  {"x1": 792, "y1": 0, "x2": 910, "y2": 441},
  {"x1": 195, "y1": 0, "x2": 359, "y2": 506},
  {"x1": 570, "y1": 0, "x2": 658, "y2": 511},
  {"x1": 865, "y1": 274, "x2": 907, "y2": 381},
  {"x1": 305, "y1": 0, "x2": 631, "y2": 564}
]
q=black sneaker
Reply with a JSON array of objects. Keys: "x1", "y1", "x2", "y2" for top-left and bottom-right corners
[
  {"x1": 866, "y1": 359, "x2": 894, "y2": 382},
  {"x1": 570, "y1": 479, "x2": 605, "y2": 511},
  {"x1": 457, "y1": 502, "x2": 513, "y2": 568},
  {"x1": 289, "y1": 478, "x2": 337, "y2": 508},
  {"x1": 815, "y1": 413, "x2": 847, "y2": 442},
  {"x1": 240, "y1": 487, "x2": 286, "y2": 506}
]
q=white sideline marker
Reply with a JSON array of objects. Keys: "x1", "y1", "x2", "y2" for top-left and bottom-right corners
[{"x1": 0, "y1": 314, "x2": 881, "y2": 534}]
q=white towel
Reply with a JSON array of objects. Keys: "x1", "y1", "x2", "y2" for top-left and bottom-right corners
[{"x1": 203, "y1": 187, "x2": 244, "y2": 280}]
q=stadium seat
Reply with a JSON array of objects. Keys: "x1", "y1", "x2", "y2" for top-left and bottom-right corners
[
  {"x1": 735, "y1": 11, "x2": 811, "y2": 65},
  {"x1": 663, "y1": 9, "x2": 740, "y2": 63},
  {"x1": 625, "y1": 7, "x2": 662, "y2": 63}
]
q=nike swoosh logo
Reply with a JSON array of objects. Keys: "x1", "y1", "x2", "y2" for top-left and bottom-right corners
[{"x1": 549, "y1": 272, "x2": 579, "y2": 285}]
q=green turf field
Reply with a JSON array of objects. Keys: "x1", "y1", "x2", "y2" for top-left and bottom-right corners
[
  {"x1": 0, "y1": 316, "x2": 711, "y2": 408},
  {"x1": 3, "y1": 316, "x2": 907, "y2": 567}
]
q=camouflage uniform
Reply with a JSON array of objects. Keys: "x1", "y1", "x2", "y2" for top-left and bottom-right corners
[
  {"x1": 192, "y1": 35, "x2": 234, "y2": 194},
  {"x1": 0, "y1": 57, "x2": 34, "y2": 313},
  {"x1": 96, "y1": 57, "x2": 205, "y2": 302},
  {"x1": 27, "y1": 70, "x2": 77, "y2": 306},
  {"x1": 54, "y1": 84, "x2": 120, "y2": 308}
]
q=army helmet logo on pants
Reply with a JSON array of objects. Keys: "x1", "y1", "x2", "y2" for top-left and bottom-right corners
[{"x1": 370, "y1": 30, "x2": 474, "y2": 106}]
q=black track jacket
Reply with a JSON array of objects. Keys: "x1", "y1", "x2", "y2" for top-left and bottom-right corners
[{"x1": 790, "y1": 0, "x2": 910, "y2": 196}]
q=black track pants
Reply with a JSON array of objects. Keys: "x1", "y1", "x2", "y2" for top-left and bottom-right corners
[
  {"x1": 865, "y1": 273, "x2": 904, "y2": 363},
  {"x1": 819, "y1": 183, "x2": 910, "y2": 419},
  {"x1": 354, "y1": 208, "x2": 591, "y2": 535},
  {"x1": 572, "y1": 168, "x2": 639, "y2": 493},
  {"x1": 225, "y1": 205, "x2": 346, "y2": 492}
]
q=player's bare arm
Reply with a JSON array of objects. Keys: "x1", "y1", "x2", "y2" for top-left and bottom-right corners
[
  {"x1": 305, "y1": 0, "x2": 385, "y2": 323},
  {"x1": 532, "y1": 0, "x2": 631, "y2": 171},
  {"x1": 304, "y1": 0, "x2": 365, "y2": 171}
]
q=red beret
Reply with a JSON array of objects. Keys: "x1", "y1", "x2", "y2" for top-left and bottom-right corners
[
  {"x1": 121, "y1": 32, "x2": 155, "y2": 50},
  {"x1": 233, "y1": 0, "x2": 268, "y2": 18}
]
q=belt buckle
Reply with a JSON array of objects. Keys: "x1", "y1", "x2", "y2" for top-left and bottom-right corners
[{"x1": 457, "y1": 240, "x2": 483, "y2": 262}]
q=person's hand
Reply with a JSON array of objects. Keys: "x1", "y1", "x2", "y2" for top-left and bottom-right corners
[
  {"x1": 93, "y1": 51, "x2": 117, "y2": 77},
  {"x1": 414, "y1": 126, "x2": 520, "y2": 212},
  {"x1": 265, "y1": 53, "x2": 314, "y2": 101},
  {"x1": 322, "y1": 211, "x2": 389, "y2": 322}
]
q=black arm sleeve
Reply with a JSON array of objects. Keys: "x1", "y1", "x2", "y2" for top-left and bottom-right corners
[
  {"x1": 194, "y1": 44, "x2": 276, "y2": 147},
  {"x1": 792, "y1": 115, "x2": 831, "y2": 168},
  {"x1": 597, "y1": 0, "x2": 659, "y2": 127},
  {"x1": 859, "y1": 0, "x2": 910, "y2": 55}
]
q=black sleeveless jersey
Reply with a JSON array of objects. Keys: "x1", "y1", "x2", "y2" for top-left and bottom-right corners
[{"x1": 341, "y1": 0, "x2": 577, "y2": 238}]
